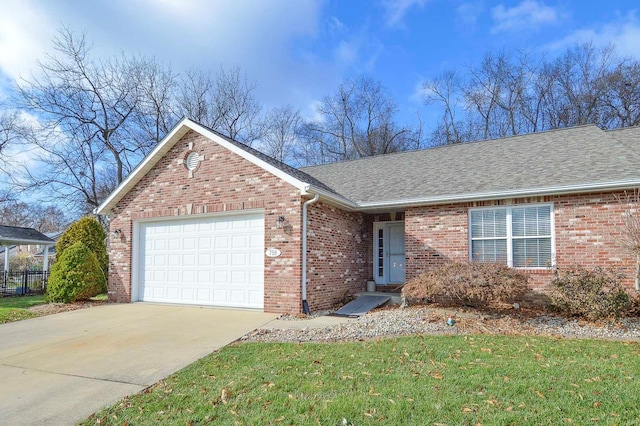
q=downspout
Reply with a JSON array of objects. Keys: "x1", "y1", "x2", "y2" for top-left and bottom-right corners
[
  {"x1": 636, "y1": 255, "x2": 640, "y2": 291},
  {"x1": 301, "y1": 193, "x2": 320, "y2": 315}
]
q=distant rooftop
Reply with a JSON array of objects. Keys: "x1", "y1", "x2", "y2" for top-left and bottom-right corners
[{"x1": 0, "y1": 225, "x2": 55, "y2": 245}]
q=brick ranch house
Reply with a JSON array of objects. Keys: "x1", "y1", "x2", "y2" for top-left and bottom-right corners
[{"x1": 96, "y1": 118, "x2": 640, "y2": 314}]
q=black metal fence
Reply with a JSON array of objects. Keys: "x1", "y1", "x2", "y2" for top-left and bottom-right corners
[{"x1": 1, "y1": 271, "x2": 48, "y2": 296}]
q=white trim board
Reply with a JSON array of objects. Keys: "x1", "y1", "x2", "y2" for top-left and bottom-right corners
[{"x1": 96, "y1": 118, "x2": 310, "y2": 215}]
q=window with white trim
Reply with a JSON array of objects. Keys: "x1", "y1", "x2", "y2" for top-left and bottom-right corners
[{"x1": 469, "y1": 204, "x2": 554, "y2": 268}]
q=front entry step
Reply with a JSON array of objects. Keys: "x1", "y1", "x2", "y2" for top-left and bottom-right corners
[
  {"x1": 355, "y1": 291, "x2": 402, "y2": 306},
  {"x1": 331, "y1": 295, "x2": 391, "y2": 318}
]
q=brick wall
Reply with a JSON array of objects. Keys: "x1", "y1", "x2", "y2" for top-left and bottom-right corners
[
  {"x1": 405, "y1": 191, "x2": 639, "y2": 296},
  {"x1": 108, "y1": 130, "x2": 303, "y2": 314},
  {"x1": 306, "y1": 202, "x2": 371, "y2": 311}
]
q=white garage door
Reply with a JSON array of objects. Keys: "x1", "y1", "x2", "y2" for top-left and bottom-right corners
[{"x1": 138, "y1": 212, "x2": 264, "y2": 309}]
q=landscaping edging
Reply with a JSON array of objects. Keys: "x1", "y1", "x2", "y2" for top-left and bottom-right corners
[{"x1": 243, "y1": 306, "x2": 640, "y2": 343}]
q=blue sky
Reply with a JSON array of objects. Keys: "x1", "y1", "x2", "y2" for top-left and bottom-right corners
[{"x1": 1, "y1": 0, "x2": 639, "y2": 125}]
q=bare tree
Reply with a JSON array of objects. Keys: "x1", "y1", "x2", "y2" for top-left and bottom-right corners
[
  {"x1": 176, "y1": 68, "x2": 216, "y2": 127},
  {"x1": 132, "y1": 58, "x2": 179, "y2": 146},
  {"x1": 426, "y1": 42, "x2": 640, "y2": 144},
  {"x1": 213, "y1": 67, "x2": 263, "y2": 144},
  {"x1": 11, "y1": 28, "x2": 186, "y2": 213},
  {"x1": 423, "y1": 70, "x2": 472, "y2": 145},
  {"x1": 615, "y1": 189, "x2": 640, "y2": 290},
  {"x1": 176, "y1": 67, "x2": 263, "y2": 145},
  {"x1": 0, "y1": 110, "x2": 21, "y2": 155},
  {"x1": 15, "y1": 28, "x2": 145, "y2": 199},
  {"x1": 601, "y1": 61, "x2": 640, "y2": 128},
  {"x1": 260, "y1": 105, "x2": 301, "y2": 163},
  {"x1": 300, "y1": 75, "x2": 415, "y2": 164},
  {"x1": 0, "y1": 201, "x2": 66, "y2": 232}
]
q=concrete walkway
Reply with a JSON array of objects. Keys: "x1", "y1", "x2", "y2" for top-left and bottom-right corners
[{"x1": 0, "y1": 303, "x2": 277, "y2": 425}]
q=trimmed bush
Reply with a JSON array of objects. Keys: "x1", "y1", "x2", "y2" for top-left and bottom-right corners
[
  {"x1": 402, "y1": 262, "x2": 529, "y2": 307},
  {"x1": 56, "y1": 216, "x2": 107, "y2": 279},
  {"x1": 46, "y1": 242, "x2": 106, "y2": 303},
  {"x1": 550, "y1": 267, "x2": 630, "y2": 320}
]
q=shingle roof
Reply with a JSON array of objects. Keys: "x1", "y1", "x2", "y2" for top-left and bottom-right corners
[
  {"x1": 608, "y1": 127, "x2": 640, "y2": 156},
  {"x1": 0, "y1": 225, "x2": 55, "y2": 244},
  {"x1": 197, "y1": 123, "x2": 340, "y2": 195},
  {"x1": 299, "y1": 124, "x2": 640, "y2": 205}
]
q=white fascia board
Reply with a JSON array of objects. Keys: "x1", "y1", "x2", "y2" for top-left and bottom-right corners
[
  {"x1": 96, "y1": 118, "x2": 309, "y2": 215},
  {"x1": 96, "y1": 118, "x2": 192, "y2": 215},
  {"x1": 0, "y1": 238, "x2": 54, "y2": 245},
  {"x1": 356, "y1": 179, "x2": 640, "y2": 211},
  {"x1": 187, "y1": 121, "x2": 309, "y2": 192}
]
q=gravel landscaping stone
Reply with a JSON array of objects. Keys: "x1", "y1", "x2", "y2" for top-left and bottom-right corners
[{"x1": 242, "y1": 305, "x2": 640, "y2": 343}]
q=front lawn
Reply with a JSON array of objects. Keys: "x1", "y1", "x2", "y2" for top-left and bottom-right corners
[
  {"x1": 0, "y1": 295, "x2": 46, "y2": 324},
  {"x1": 84, "y1": 335, "x2": 640, "y2": 425}
]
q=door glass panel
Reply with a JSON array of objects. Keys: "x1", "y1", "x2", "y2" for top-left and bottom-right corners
[
  {"x1": 388, "y1": 223, "x2": 405, "y2": 283},
  {"x1": 377, "y1": 228, "x2": 384, "y2": 277}
]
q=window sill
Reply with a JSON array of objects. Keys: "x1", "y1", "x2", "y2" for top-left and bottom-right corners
[{"x1": 514, "y1": 267, "x2": 555, "y2": 274}]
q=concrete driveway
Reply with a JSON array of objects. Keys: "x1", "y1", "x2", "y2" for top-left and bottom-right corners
[{"x1": 0, "y1": 303, "x2": 277, "y2": 425}]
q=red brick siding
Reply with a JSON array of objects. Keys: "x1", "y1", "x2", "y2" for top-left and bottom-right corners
[
  {"x1": 108, "y1": 130, "x2": 303, "y2": 314},
  {"x1": 306, "y1": 202, "x2": 371, "y2": 310},
  {"x1": 405, "y1": 192, "x2": 638, "y2": 295}
]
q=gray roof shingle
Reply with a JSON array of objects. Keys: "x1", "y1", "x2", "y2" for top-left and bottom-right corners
[
  {"x1": 299, "y1": 125, "x2": 640, "y2": 205},
  {"x1": 0, "y1": 225, "x2": 55, "y2": 244},
  {"x1": 196, "y1": 122, "x2": 341, "y2": 196}
]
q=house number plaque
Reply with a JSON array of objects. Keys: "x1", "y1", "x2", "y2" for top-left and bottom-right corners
[{"x1": 265, "y1": 248, "x2": 282, "y2": 257}]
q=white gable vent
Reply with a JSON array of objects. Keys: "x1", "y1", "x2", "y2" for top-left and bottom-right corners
[{"x1": 185, "y1": 151, "x2": 200, "y2": 171}]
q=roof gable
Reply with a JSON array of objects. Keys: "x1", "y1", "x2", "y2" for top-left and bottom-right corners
[{"x1": 96, "y1": 118, "x2": 344, "y2": 214}]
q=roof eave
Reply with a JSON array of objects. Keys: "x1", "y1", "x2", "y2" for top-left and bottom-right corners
[
  {"x1": 0, "y1": 238, "x2": 55, "y2": 245},
  {"x1": 305, "y1": 185, "x2": 359, "y2": 211},
  {"x1": 354, "y1": 180, "x2": 640, "y2": 211}
]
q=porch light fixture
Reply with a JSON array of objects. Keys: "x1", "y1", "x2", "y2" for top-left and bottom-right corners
[
  {"x1": 112, "y1": 229, "x2": 122, "y2": 238},
  {"x1": 275, "y1": 216, "x2": 285, "y2": 229}
]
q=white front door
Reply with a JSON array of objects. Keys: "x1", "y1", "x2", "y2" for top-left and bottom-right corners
[{"x1": 374, "y1": 221, "x2": 406, "y2": 285}]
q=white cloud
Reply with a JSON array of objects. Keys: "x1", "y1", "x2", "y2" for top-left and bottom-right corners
[
  {"x1": 491, "y1": 1, "x2": 559, "y2": 33},
  {"x1": 335, "y1": 40, "x2": 359, "y2": 65},
  {"x1": 0, "y1": 0, "x2": 336, "y2": 113},
  {"x1": 548, "y1": 12, "x2": 640, "y2": 59},
  {"x1": 456, "y1": 2, "x2": 484, "y2": 27},
  {"x1": 0, "y1": 0, "x2": 56, "y2": 80},
  {"x1": 382, "y1": 0, "x2": 430, "y2": 27}
]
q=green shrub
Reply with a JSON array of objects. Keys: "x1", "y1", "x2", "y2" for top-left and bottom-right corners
[
  {"x1": 550, "y1": 267, "x2": 631, "y2": 320},
  {"x1": 46, "y1": 242, "x2": 106, "y2": 303},
  {"x1": 56, "y1": 216, "x2": 107, "y2": 278},
  {"x1": 402, "y1": 262, "x2": 530, "y2": 307}
]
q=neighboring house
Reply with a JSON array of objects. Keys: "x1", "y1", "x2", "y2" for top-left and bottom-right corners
[
  {"x1": 0, "y1": 225, "x2": 55, "y2": 272},
  {"x1": 96, "y1": 118, "x2": 640, "y2": 314},
  {"x1": 33, "y1": 231, "x2": 63, "y2": 261}
]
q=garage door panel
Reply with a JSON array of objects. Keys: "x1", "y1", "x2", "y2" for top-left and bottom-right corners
[
  {"x1": 197, "y1": 270, "x2": 211, "y2": 282},
  {"x1": 214, "y1": 271, "x2": 228, "y2": 283},
  {"x1": 231, "y1": 253, "x2": 246, "y2": 265},
  {"x1": 198, "y1": 253, "x2": 211, "y2": 265},
  {"x1": 139, "y1": 213, "x2": 264, "y2": 309},
  {"x1": 166, "y1": 287, "x2": 180, "y2": 299},
  {"x1": 181, "y1": 287, "x2": 195, "y2": 300}
]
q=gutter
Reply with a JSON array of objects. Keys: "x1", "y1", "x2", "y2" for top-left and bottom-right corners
[
  {"x1": 301, "y1": 193, "x2": 320, "y2": 315},
  {"x1": 354, "y1": 179, "x2": 640, "y2": 211}
]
